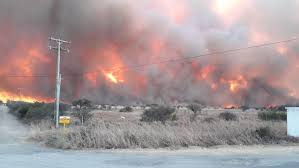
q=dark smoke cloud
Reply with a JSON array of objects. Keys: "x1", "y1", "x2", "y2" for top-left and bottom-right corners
[{"x1": 0, "y1": 0, "x2": 298, "y2": 106}]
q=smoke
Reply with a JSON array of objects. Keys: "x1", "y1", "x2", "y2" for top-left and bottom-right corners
[
  {"x1": 0, "y1": 106, "x2": 26, "y2": 143},
  {"x1": 0, "y1": 0, "x2": 299, "y2": 106}
]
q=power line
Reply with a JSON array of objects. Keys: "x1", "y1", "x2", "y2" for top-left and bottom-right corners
[
  {"x1": 0, "y1": 75, "x2": 55, "y2": 78},
  {"x1": 92, "y1": 36, "x2": 299, "y2": 73},
  {"x1": 1, "y1": 35, "x2": 299, "y2": 78},
  {"x1": 37, "y1": 35, "x2": 299, "y2": 76}
]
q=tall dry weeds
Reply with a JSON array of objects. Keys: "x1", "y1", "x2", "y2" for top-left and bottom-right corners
[{"x1": 29, "y1": 116, "x2": 297, "y2": 149}]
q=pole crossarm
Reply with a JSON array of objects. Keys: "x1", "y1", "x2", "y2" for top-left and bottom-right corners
[
  {"x1": 49, "y1": 37, "x2": 71, "y2": 44},
  {"x1": 49, "y1": 46, "x2": 70, "y2": 53}
]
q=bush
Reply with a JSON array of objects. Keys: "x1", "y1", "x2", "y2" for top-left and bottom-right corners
[
  {"x1": 277, "y1": 105, "x2": 287, "y2": 112},
  {"x1": 219, "y1": 112, "x2": 237, "y2": 121},
  {"x1": 141, "y1": 106, "x2": 176, "y2": 123},
  {"x1": 240, "y1": 105, "x2": 250, "y2": 112},
  {"x1": 255, "y1": 126, "x2": 272, "y2": 139},
  {"x1": 187, "y1": 104, "x2": 202, "y2": 114},
  {"x1": 25, "y1": 102, "x2": 53, "y2": 121},
  {"x1": 7, "y1": 101, "x2": 69, "y2": 123},
  {"x1": 258, "y1": 111, "x2": 287, "y2": 121},
  {"x1": 187, "y1": 104, "x2": 202, "y2": 121},
  {"x1": 119, "y1": 106, "x2": 133, "y2": 112},
  {"x1": 203, "y1": 117, "x2": 216, "y2": 123},
  {"x1": 73, "y1": 108, "x2": 92, "y2": 125},
  {"x1": 72, "y1": 99, "x2": 93, "y2": 125},
  {"x1": 7, "y1": 101, "x2": 29, "y2": 117},
  {"x1": 72, "y1": 98, "x2": 93, "y2": 108}
]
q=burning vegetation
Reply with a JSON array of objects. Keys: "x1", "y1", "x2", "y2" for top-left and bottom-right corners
[{"x1": 0, "y1": 1, "x2": 299, "y2": 107}]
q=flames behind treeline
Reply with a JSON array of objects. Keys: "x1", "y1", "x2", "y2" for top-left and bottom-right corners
[{"x1": 0, "y1": 0, "x2": 299, "y2": 106}]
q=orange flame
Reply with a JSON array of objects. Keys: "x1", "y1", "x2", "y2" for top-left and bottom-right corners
[
  {"x1": 103, "y1": 71, "x2": 124, "y2": 84},
  {"x1": 0, "y1": 90, "x2": 52, "y2": 103},
  {"x1": 85, "y1": 73, "x2": 98, "y2": 86},
  {"x1": 201, "y1": 65, "x2": 216, "y2": 79},
  {"x1": 214, "y1": 0, "x2": 239, "y2": 15},
  {"x1": 150, "y1": 0, "x2": 188, "y2": 24},
  {"x1": 250, "y1": 30, "x2": 270, "y2": 44},
  {"x1": 221, "y1": 75, "x2": 248, "y2": 93},
  {"x1": 213, "y1": 0, "x2": 248, "y2": 26},
  {"x1": 193, "y1": 64, "x2": 216, "y2": 80},
  {"x1": 83, "y1": 45, "x2": 126, "y2": 85},
  {"x1": 224, "y1": 104, "x2": 236, "y2": 109},
  {"x1": 276, "y1": 45, "x2": 288, "y2": 55}
]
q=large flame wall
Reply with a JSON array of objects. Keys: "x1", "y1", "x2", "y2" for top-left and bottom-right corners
[{"x1": 0, "y1": 0, "x2": 299, "y2": 106}]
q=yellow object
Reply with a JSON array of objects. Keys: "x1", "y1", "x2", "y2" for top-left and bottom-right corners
[{"x1": 59, "y1": 116, "x2": 71, "y2": 128}]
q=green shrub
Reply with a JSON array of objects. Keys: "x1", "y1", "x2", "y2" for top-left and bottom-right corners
[
  {"x1": 277, "y1": 105, "x2": 287, "y2": 112},
  {"x1": 240, "y1": 105, "x2": 250, "y2": 112},
  {"x1": 219, "y1": 112, "x2": 237, "y2": 121},
  {"x1": 203, "y1": 117, "x2": 216, "y2": 123},
  {"x1": 255, "y1": 126, "x2": 272, "y2": 139},
  {"x1": 141, "y1": 106, "x2": 176, "y2": 123},
  {"x1": 7, "y1": 101, "x2": 69, "y2": 123},
  {"x1": 119, "y1": 106, "x2": 133, "y2": 112},
  {"x1": 72, "y1": 99, "x2": 93, "y2": 108},
  {"x1": 25, "y1": 102, "x2": 55, "y2": 122},
  {"x1": 187, "y1": 104, "x2": 202, "y2": 121},
  {"x1": 258, "y1": 111, "x2": 287, "y2": 121},
  {"x1": 18, "y1": 106, "x2": 30, "y2": 118},
  {"x1": 187, "y1": 104, "x2": 202, "y2": 114},
  {"x1": 171, "y1": 113, "x2": 178, "y2": 121},
  {"x1": 73, "y1": 108, "x2": 92, "y2": 125},
  {"x1": 72, "y1": 99, "x2": 93, "y2": 125}
]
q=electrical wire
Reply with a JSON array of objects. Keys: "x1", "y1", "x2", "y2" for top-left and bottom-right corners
[{"x1": 1, "y1": 36, "x2": 298, "y2": 78}]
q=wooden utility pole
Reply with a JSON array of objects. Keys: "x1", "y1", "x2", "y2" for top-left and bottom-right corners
[{"x1": 48, "y1": 37, "x2": 71, "y2": 128}]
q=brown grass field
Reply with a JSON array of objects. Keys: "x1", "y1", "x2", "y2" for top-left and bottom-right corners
[{"x1": 29, "y1": 108, "x2": 299, "y2": 150}]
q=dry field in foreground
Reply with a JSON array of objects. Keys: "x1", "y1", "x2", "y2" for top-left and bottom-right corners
[{"x1": 29, "y1": 109, "x2": 299, "y2": 149}]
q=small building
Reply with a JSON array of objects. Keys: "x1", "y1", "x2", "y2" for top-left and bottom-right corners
[{"x1": 286, "y1": 107, "x2": 299, "y2": 137}]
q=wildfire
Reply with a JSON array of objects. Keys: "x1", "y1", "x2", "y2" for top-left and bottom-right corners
[
  {"x1": 213, "y1": 0, "x2": 248, "y2": 26},
  {"x1": 150, "y1": 0, "x2": 188, "y2": 24},
  {"x1": 82, "y1": 45, "x2": 127, "y2": 85},
  {"x1": 276, "y1": 45, "x2": 288, "y2": 55},
  {"x1": 0, "y1": 90, "x2": 51, "y2": 103},
  {"x1": 221, "y1": 75, "x2": 248, "y2": 93},
  {"x1": 211, "y1": 83, "x2": 218, "y2": 90},
  {"x1": 224, "y1": 104, "x2": 237, "y2": 109},
  {"x1": 0, "y1": 32, "x2": 54, "y2": 104},
  {"x1": 250, "y1": 31, "x2": 270, "y2": 43},
  {"x1": 27, "y1": 48, "x2": 51, "y2": 63},
  {"x1": 85, "y1": 72, "x2": 98, "y2": 86},
  {"x1": 214, "y1": 0, "x2": 239, "y2": 15},
  {"x1": 193, "y1": 64, "x2": 216, "y2": 80},
  {"x1": 103, "y1": 71, "x2": 124, "y2": 84},
  {"x1": 289, "y1": 89, "x2": 297, "y2": 97},
  {"x1": 201, "y1": 65, "x2": 215, "y2": 79},
  {"x1": 0, "y1": 1, "x2": 298, "y2": 108}
]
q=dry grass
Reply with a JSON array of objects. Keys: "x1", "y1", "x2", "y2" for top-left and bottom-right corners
[{"x1": 29, "y1": 112, "x2": 298, "y2": 149}]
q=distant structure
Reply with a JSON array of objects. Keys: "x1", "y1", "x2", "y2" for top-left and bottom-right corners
[{"x1": 286, "y1": 107, "x2": 299, "y2": 137}]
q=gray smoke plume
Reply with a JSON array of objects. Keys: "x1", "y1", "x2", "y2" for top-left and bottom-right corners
[
  {"x1": 0, "y1": 106, "x2": 26, "y2": 143},
  {"x1": 0, "y1": 0, "x2": 299, "y2": 106}
]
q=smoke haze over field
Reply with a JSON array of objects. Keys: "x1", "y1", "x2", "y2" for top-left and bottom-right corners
[
  {"x1": 0, "y1": 0, "x2": 299, "y2": 106},
  {"x1": 0, "y1": 106, "x2": 26, "y2": 143}
]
